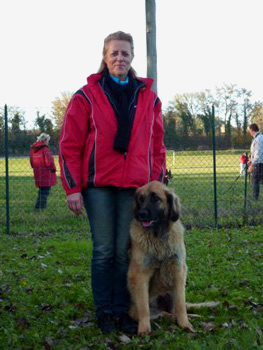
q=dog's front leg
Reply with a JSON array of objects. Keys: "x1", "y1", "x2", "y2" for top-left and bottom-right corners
[
  {"x1": 128, "y1": 263, "x2": 153, "y2": 335},
  {"x1": 172, "y1": 263, "x2": 195, "y2": 332}
]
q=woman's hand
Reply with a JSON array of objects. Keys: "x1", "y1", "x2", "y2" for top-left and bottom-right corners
[{"x1": 67, "y1": 192, "x2": 83, "y2": 215}]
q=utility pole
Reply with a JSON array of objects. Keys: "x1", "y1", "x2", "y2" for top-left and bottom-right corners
[{"x1": 145, "y1": 0, "x2": 157, "y2": 93}]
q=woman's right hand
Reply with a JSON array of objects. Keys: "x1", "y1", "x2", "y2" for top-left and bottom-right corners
[{"x1": 67, "y1": 192, "x2": 83, "y2": 215}]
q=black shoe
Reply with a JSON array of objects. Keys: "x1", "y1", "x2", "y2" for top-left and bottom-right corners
[
  {"x1": 117, "y1": 313, "x2": 138, "y2": 335},
  {"x1": 97, "y1": 313, "x2": 118, "y2": 333}
]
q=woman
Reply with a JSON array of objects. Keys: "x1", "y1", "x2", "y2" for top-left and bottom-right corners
[
  {"x1": 59, "y1": 31, "x2": 166, "y2": 334},
  {"x1": 30, "y1": 133, "x2": 57, "y2": 209}
]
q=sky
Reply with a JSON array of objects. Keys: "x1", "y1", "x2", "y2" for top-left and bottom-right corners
[{"x1": 1, "y1": 0, "x2": 263, "y2": 127}]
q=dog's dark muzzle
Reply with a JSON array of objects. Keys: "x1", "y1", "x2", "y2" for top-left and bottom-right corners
[
  {"x1": 137, "y1": 209, "x2": 158, "y2": 228},
  {"x1": 138, "y1": 209, "x2": 150, "y2": 221}
]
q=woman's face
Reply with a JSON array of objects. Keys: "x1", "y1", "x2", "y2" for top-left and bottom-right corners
[{"x1": 104, "y1": 40, "x2": 133, "y2": 81}]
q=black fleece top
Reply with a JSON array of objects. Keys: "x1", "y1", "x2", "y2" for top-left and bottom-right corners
[{"x1": 103, "y1": 69, "x2": 138, "y2": 153}]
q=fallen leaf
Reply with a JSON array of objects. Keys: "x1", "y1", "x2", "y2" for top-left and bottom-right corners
[
  {"x1": 41, "y1": 304, "x2": 53, "y2": 312},
  {"x1": 72, "y1": 316, "x2": 92, "y2": 327},
  {"x1": 200, "y1": 322, "x2": 215, "y2": 332},
  {"x1": 239, "y1": 280, "x2": 250, "y2": 287},
  {"x1": 17, "y1": 318, "x2": 30, "y2": 328},
  {"x1": 222, "y1": 301, "x2": 230, "y2": 308},
  {"x1": 221, "y1": 323, "x2": 229, "y2": 328},
  {"x1": 118, "y1": 334, "x2": 132, "y2": 344},
  {"x1": 4, "y1": 304, "x2": 15, "y2": 312},
  {"x1": 44, "y1": 337, "x2": 53, "y2": 350},
  {"x1": 229, "y1": 305, "x2": 238, "y2": 311},
  {"x1": 256, "y1": 328, "x2": 262, "y2": 337}
]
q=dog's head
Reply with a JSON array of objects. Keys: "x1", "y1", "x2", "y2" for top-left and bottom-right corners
[{"x1": 134, "y1": 181, "x2": 181, "y2": 233}]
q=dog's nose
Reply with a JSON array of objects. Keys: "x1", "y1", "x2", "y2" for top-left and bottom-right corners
[{"x1": 138, "y1": 209, "x2": 149, "y2": 221}]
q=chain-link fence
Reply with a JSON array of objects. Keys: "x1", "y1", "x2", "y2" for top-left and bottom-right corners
[{"x1": 1, "y1": 106, "x2": 263, "y2": 234}]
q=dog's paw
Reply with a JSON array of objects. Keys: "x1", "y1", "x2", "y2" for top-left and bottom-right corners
[
  {"x1": 184, "y1": 322, "x2": 196, "y2": 333},
  {"x1": 179, "y1": 321, "x2": 196, "y2": 333},
  {"x1": 177, "y1": 317, "x2": 196, "y2": 333},
  {"x1": 138, "y1": 320, "x2": 151, "y2": 336}
]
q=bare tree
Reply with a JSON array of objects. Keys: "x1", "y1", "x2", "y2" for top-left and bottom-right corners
[{"x1": 237, "y1": 88, "x2": 252, "y2": 136}]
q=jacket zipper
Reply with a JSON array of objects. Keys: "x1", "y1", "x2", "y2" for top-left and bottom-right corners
[{"x1": 100, "y1": 78, "x2": 145, "y2": 184}]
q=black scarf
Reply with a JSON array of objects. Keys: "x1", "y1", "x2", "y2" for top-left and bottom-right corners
[{"x1": 104, "y1": 70, "x2": 136, "y2": 153}]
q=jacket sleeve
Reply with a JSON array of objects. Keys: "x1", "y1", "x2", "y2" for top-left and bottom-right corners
[
  {"x1": 29, "y1": 151, "x2": 34, "y2": 168},
  {"x1": 44, "y1": 148, "x2": 56, "y2": 172},
  {"x1": 59, "y1": 93, "x2": 91, "y2": 195},
  {"x1": 150, "y1": 97, "x2": 166, "y2": 182}
]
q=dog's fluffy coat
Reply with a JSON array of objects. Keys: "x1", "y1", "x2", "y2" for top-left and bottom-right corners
[{"x1": 128, "y1": 181, "x2": 194, "y2": 335}]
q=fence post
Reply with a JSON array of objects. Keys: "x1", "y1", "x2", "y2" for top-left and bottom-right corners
[
  {"x1": 243, "y1": 152, "x2": 248, "y2": 224},
  {"x1": 4, "y1": 105, "x2": 10, "y2": 234},
  {"x1": 211, "y1": 105, "x2": 218, "y2": 228}
]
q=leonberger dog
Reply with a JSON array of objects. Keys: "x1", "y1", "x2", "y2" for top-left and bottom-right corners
[{"x1": 128, "y1": 181, "x2": 195, "y2": 335}]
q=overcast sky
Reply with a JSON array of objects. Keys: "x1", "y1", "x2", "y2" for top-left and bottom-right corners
[{"x1": 1, "y1": 0, "x2": 262, "y2": 126}]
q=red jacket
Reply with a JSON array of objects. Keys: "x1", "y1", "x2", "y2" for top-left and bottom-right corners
[
  {"x1": 59, "y1": 73, "x2": 166, "y2": 195},
  {"x1": 240, "y1": 154, "x2": 246, "y2": 164},
  {"x1": 30, "y1": 142, "x2": 57, "y2": 187}
]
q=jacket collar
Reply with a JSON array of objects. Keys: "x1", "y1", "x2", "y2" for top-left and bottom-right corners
[{"x1": 87, "y1": 72, "x2": 153, "y2": 90}]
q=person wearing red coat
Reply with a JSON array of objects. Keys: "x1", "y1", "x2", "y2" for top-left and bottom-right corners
[
  {"x1": 59, "y1": 31, "x2": 166, "y2": 334},
  {"x1": 30, "y1": 133, "x2": 57, "y2": 209}
]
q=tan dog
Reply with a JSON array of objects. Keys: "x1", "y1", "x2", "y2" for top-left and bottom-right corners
[{"x1": 128, "y1": 181, "x2": 195, "y2": 335}]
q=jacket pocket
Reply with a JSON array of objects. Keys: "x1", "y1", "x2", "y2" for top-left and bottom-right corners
[{"x1": 87, "y1": 143, "x2": 96, "y2": 186}]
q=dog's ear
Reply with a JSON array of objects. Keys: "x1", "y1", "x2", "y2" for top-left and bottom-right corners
[
  {"x1": 133, "y1": 189, "x2": 140, "y2": 215},
  {"x1": 166, "y1": 191, "x2": 181, "y2": 222}
]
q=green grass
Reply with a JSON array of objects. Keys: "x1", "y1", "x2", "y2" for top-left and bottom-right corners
[
  {"x1": 1, "y1": 150, "x2": 263, "y2": 234},
  {"x1": 1, "y1": 227, "x2": 263, "y2": 349}
]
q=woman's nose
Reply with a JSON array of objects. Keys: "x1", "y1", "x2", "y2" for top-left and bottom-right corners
[{"x1": 116, "y1": 53, "x2": 124, "y2": 61}]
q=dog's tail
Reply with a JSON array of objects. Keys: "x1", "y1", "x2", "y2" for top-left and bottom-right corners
[
  {"x1": 186, "y1": 301, "x2": 220, "y2": 309},
  {"x1": 150, "y1": 293, "x2": 220, "y2": 317}
]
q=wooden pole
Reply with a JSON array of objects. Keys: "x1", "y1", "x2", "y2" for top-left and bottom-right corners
[{"x1": 145, "y1": 0, "x2": 157, "y2": 93}]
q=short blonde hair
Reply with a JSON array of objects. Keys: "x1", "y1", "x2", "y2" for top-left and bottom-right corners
[
  {"x1": 98, "y1": 31, "x2": 136, "y2": 76},
  {"x1": 37, "y1": 133, "x2": 50, "y2": 143}
]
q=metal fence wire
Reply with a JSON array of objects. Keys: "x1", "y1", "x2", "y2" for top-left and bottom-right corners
[{"x1": 1, "y1": 105, "x2": 263, "y2": 234}]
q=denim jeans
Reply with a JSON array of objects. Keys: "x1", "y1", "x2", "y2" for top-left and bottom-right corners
[
  {"x1": 252, "y1": 163, "x2": 263, "y2": 200},
  {"x1": 35, "y1": 187, "x2": 51, "y2": 209},
  {"x1": 82, "y1": 186, "x2": 136, "y2": 318}
]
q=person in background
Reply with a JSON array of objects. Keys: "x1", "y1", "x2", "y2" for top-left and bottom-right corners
[
  {"x1": 248, "y1": 123, "x2": 263, "y2": 199},
  {"x1": 59, "y1": 31, "x2": 166, "y2": 334},
  {"x1": 30, "y1": 133, "x2": 57, "y2": 209},
  {"x1": 239, "y1": 152, "x2": 247, "y2": 176}
]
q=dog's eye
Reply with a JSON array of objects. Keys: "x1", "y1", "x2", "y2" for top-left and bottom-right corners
[
  {"x1": 150, "y1": 193, "x2": 162, "y2": 203},
  {"x1": 138, "y1": 195, "x2": 145, "y2": 203}
]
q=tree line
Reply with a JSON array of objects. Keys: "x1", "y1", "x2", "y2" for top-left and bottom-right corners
[
  {"x1": 1, "y1": 84, "x2": 263, "y2": 155},
  {"x1": 163, "y1": 83, "x2": 263, "y2": 150}
]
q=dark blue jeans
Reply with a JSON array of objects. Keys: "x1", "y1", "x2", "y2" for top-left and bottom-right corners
[
  {"x1": 252, "y1": 163, "x2": 263, "y2": 200},
  {"x1": 35, "y1": 187, "x2": 51, "y2": 209},
  {"x1": 82, "y1": 187, "x2": 136, "y2": 318}
]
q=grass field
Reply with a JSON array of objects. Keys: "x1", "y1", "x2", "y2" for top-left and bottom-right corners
[
  {"x1": 0, "y1": 227, "x2": 262, "y2": 349},
  {"x1": 1, "y1": 151, "x2": 263, "y2": 349},
  {"x1": 1, "y1": 150, "x2": 263, "y2": 234}
]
